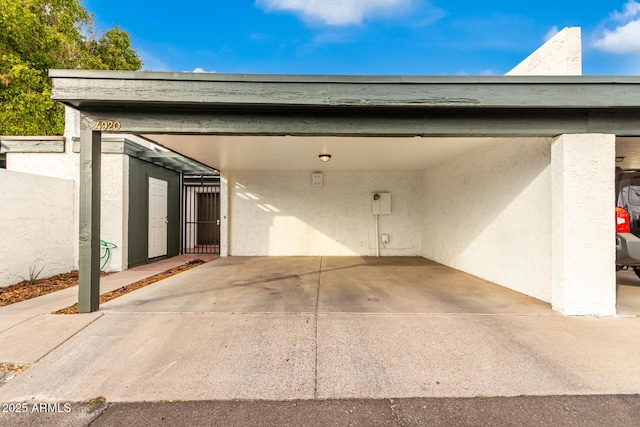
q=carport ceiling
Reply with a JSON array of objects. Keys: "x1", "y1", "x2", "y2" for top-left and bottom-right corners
[
  {"x1": 616, "y1": 137, "x2": 640, "y2": 170},
  {"x1": 141, "y1": 135, "x2": 506, "y2": 171}
]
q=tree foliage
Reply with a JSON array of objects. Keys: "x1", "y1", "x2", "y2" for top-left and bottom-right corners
[{"x1": 0, "y1": 0, "x2": 142, "y2": 135}]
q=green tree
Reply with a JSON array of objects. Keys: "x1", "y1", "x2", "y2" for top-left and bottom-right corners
[{"x1": 0, "y1": 0, "x2": 142, "y2": 135}]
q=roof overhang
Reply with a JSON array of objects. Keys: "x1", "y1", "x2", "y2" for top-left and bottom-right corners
[
  {"x1": 49, "y1": 70, "x2": 640, "y2": 138},
  {"x1": 71, "y1": 135, "x2": 217, "y2": 174},
  {"x1": 48, "y1": 70, "x2": 640, "y2": 171}
]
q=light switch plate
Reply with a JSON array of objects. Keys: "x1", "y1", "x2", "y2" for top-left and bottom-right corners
[{"x1": 312, "y1": 172, "x2": 323, "y2": 187}]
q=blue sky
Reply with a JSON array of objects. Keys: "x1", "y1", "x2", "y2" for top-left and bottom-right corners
[{"x1": 83, "y1": 0, "x2": 640, "y2": 75}]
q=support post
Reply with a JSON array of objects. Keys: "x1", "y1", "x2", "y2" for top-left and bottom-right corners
[
  {"x1": 78, "y1": 120, "x2": 101, "y2": 313},
  {"x1": 551, "y1": 133, "x2": 616, "y2": 315},
  {"x1": 219, "y1": 171, "x2": 230, "y2": 257}
]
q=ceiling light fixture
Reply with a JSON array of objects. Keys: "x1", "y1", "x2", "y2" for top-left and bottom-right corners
[{"x1": 319, "y1": 154, "x2": 332, "y2": 162}]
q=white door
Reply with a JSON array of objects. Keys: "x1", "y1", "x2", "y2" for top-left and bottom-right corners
[{"x1": 148, "y1": 177, "x2": 168, "y2": 258}]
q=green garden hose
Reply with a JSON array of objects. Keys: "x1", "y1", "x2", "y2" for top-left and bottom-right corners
[{"x1": 100, "y1": 240, "x2": 117, "y2": 271}]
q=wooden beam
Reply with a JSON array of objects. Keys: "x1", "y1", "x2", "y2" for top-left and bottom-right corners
[
  {"x1": 50, "y1": 72, "x2": 640, "y2": 110},
  {"x1": 71, "y1": 137, "x2": 216, "y2": 173},
  {"x1": 78, "y1": 121, "x2": 101, "y2": 313},
  {"x1": 49, "y1": 71, "x2": 640, "y2": 137},
  {"x1": 0, "y1": 137, "x2": 65, "y2": 153},
  {"x1": 72, "y1": 139, "x2": 124, "y2": 154},
  {"x1": 78, "y1": 109, "x2": 640, "y2": 137}
]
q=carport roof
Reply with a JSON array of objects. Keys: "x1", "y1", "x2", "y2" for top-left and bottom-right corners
[
  {"x1": 49, "y1": 70, "x2": 640, "y2": 112},
  {"x1": 49, "y1": 70, "x2": 640, "y2": 139}
]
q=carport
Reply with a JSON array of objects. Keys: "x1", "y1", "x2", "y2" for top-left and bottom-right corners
[{"x1": 49, "y1": 70, "x2": 640, "y2": 315}]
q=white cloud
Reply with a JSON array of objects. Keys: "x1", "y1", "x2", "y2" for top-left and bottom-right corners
[
  {"x1": 594, "y1": 20, "x2": 640, "y2": 52},
  {"x1": 612, "y1": 0, "x2": 640, "y2": 21},
  {"x1": 191, "y1": 67, "x2": 216, "y2": 73},
  {"x1": 256, "y1": 0, "x2": 415, "y2": 26},
  {"x1": 594, "y1": 0, "x2": 640, "y2": 53}
]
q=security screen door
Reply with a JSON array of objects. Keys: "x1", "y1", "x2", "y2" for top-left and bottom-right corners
[{"x1": 183, "y1": 176, "x2": 220, "y2": 254}]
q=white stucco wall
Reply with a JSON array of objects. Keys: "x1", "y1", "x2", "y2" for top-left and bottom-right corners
[
  {"x1": 100, "y1": 154, "x2": 128, "y2": 271},
  {"x1": 6, "y1": 133, "x2": 81, "y2": 269},
  {"x1": 421, "y1": 138, "x2": 553, "y2": 302},
  {"x1": 551, "y1": 134, "x2": 616, "y2": 315},
  {"x1": 6, "y1": 150, "x2": 79, "y2": 181},
  {"x1": 7, "y1": 142, "x2": 128, "y2": 272},
  {"x1": 0, "y1": 169, "x2": 75, "y2": 287},
  {"x1": 227, "y1": 171, "x2": 422, "y2": 256},
  {"x1": 220, "y1": 173, "x2": 230, "y2": 257},
  {"x1": 506, "y1": 27, "x2": 582, "y2": 76}
]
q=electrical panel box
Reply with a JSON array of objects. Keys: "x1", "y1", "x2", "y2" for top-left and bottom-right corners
[
  {"x1": 372, "y1": 192, "x2": 391, "y2": 215},
  {"x1": 312, "y1": 172, "x2": 323, "y2": 187}
]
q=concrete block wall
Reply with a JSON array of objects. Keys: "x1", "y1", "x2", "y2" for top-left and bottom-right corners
[
  {"x1": 421, "y1": 138, "x2": 553, "y2": 302},
  {"x1": 0, "y1": 169, "x2": 75, "y2": 287},
  {"x1": 7, "y1": 147, "x2": 129, "y2": 272},
  {"x1": 226, "y1": 171, "x2": 422, "y2": 256}
]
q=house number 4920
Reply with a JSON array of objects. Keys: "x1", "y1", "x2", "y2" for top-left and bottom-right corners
[{"x1": 94, "y1": 120, "x2": 121, "y2": 131}]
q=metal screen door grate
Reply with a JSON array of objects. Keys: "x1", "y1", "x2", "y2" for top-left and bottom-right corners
[{"x1": 183, "y1": 176, "x2": 220, "y2": 254}]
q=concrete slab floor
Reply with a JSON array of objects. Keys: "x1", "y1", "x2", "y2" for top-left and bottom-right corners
[
  {"x1": 318, "y1": 257, "x2": 551, "y2": 314},
  {"x1": 0, "y1": 315, "x2": 36, "y2": 333},
  {"x1": 0, "y1": 254, "x2": 219, "y2": 316},
  {"x1": 0, "y1": 286, "x2": 82, "y2": 316},
  {"x1": 126, "y1": 254, "x2": 219, "y2": 272},
  {"x1": 2, "y1": 312, "x2": 639, "y2": 402},
  {"x1": 616, "y1": 269, "x2": 640, "y2": 316},
  {"x1": 1, "y1": 257, "x2": 640, "y2": 405},
  {"x1": 317, "y1": 314, "x2": 640, "y2": 399},
  {"x1": 102, "y1": 256, "x2": 321, "y2": 313},
  {"x1": 101, "y1": 256, "x2": 553, "y2": 315},
  {"x1": 0, "y1": 313, "x2": 102, "y2": 365},
  {"x1": 0, "y1": 312, "x2": 316, "y2": 402}
]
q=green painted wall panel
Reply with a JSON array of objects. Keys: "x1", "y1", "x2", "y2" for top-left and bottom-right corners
[{"x1": 128, "y1": 157, "x2": 181, "y2": 267}]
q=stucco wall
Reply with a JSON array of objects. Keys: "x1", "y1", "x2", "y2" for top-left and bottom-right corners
[
  {"x1": 421, "y1": 138, "x2": 553, "y2": 302},
  {"x1": 100, "y1": 154, "x2": 128, "y2": 271},
  {"x1": 7, "y1": 149, "x2": 128, "y2": 272},
  {"x1": 551, "y1": 134, "x2": 615, "y2": 315},
  {"x1": 0, "y1": 170, "x2": 75, "y2": 287},
  {"x1": 506, "y1": 27, "x2": 582, "y2": 76},
  {"x1": 227, "y1": 171, "x2": 422, "y2": 256}
]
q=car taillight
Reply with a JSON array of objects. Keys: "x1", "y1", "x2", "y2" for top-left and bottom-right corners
[{"x1": 616, "y1": 207, "x2": 630, "y2": 233}]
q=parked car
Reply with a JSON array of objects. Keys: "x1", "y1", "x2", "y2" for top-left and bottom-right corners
[{"x1": 616, "y1": 168, "x2": 640, "y2": 277}]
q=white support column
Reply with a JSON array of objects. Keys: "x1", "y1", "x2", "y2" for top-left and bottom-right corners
[
  {"x1": 219, "y1": 171, "x2": 230, "y2": 257},
  {"x1": 551, "y1": 133, "x2": 616, "y2": 315}
]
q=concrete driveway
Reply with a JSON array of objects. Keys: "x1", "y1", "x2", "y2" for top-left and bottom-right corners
[
  {"x1": 100, "y1": 256, "x2": 552, "y2": 314},
  {"x1": 1, "y1": 256, "x2": 640, "y2": 404}
]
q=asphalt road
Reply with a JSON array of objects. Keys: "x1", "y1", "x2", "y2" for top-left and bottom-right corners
[{"x1": 2, "y1": 395, "x2": 639, "y2": 427}]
